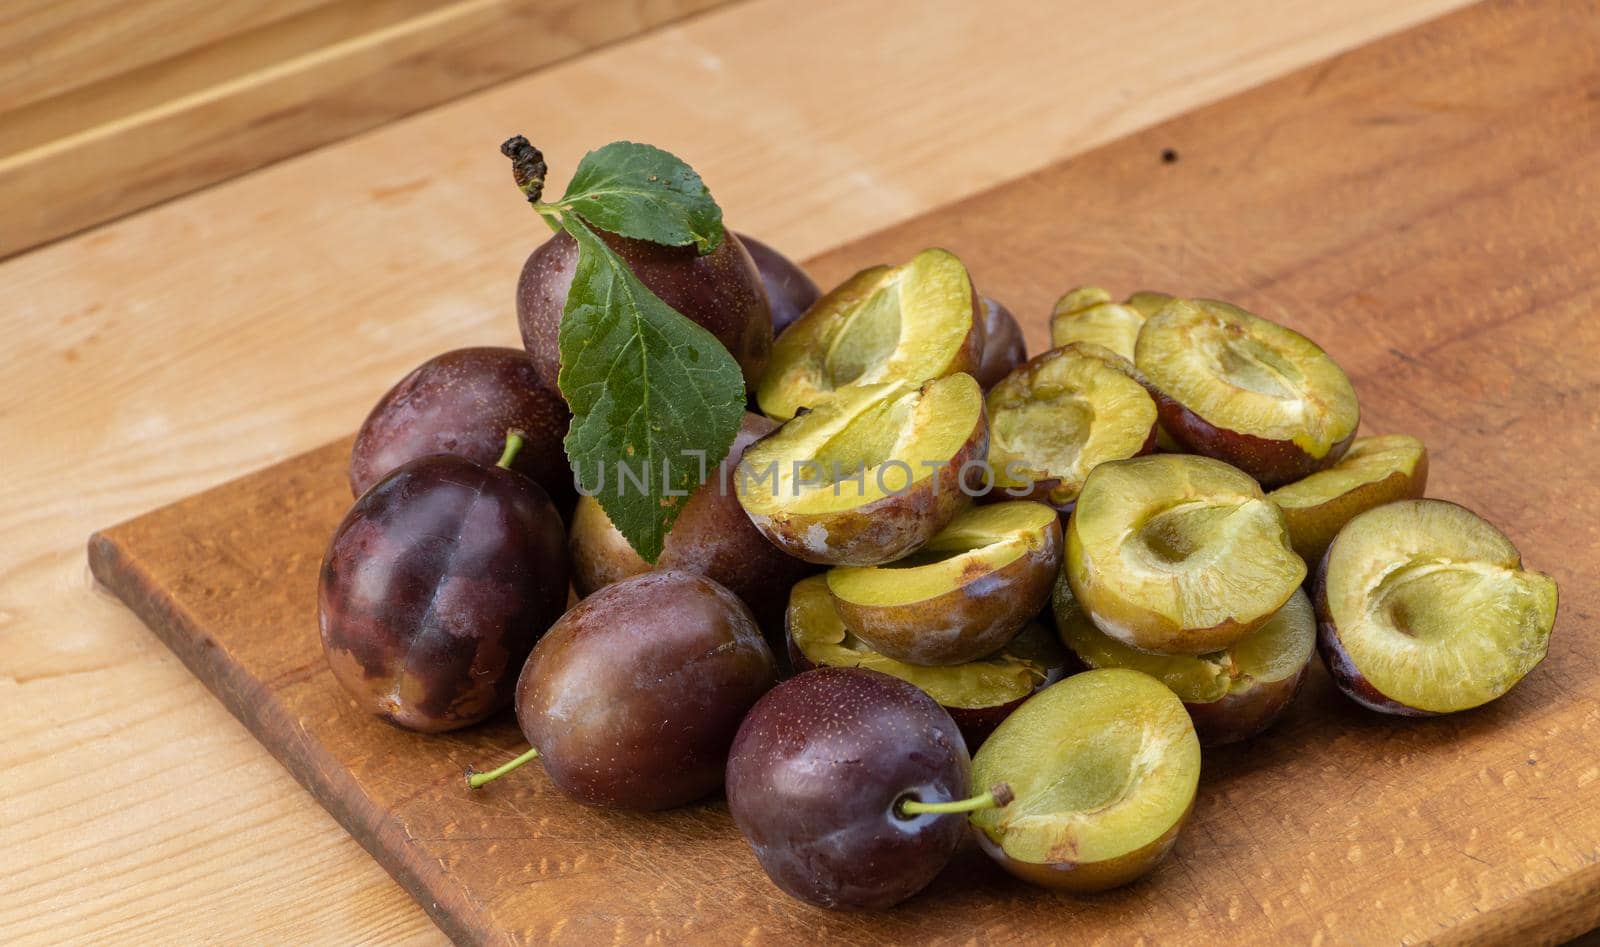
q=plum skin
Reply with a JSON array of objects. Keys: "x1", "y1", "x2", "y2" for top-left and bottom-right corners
[
  {"x1": 319, "y1": 454, "x2": 569, "y2": 733},
  {"x1": 1150, "y1": 387, "x2": 1355, "y2": 488},
  {"x1": 830, "y1": 516, "x2": 1064, "y2": 667},
  {"x1": 738, "y1": 233, "x2": 820, "y2": 338},
  {"x1": 517, "y1": 229, "x2": 772, "y2": 391},
  {"x1": 568, "y1": 413, "x2": 817, "y2": 636},
  {"x1": 973, "y1": 296, "x2": 1028, "y2": 389},
  {"x1": 725, "y1": 667, "x2": 972, "y2": 910},
  {"x1": 1185, "y1": 671, "x2": 1310, "y2": 744},
  {"x1": 515, "y1": 571, "x2": 777, "y2": 809},
  {"x1": 348, "y1": 347, "x2": 573, "y2": 513}
]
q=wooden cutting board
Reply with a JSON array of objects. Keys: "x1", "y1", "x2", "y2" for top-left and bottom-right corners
[{"x1": 87, "y1": 2, "x2": 1600, "y2": 943}]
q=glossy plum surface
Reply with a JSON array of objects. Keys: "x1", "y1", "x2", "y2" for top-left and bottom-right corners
[
  {"x1": 973, "y1": 295, "x2": 1027, "y2": 388},
  {"x1": 515, "y1": 571, "x2": 777, "y2": 809},
  {"x1": 517, "y1": 229, "x2": 772, "y2": 391},
  {"x1": 319, "y1": 454, "x2": 569, "y2": 732},
  {"x1": 348, "y1": 347, "x2": 574, "y2": 513},
  {"x1": 725, "y1": 667, "x2": 972, "y2": 909},
  {"x1": 738, "y1": 232, "x2": 821, "y2": 337}
]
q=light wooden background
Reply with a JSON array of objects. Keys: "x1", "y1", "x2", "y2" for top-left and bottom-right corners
[
  {"x1": 0, "y1": 0, "x2": 1471, "y2": 941},
  {"x1": 0, "y1": 0, "x2": 732, "y2": 255}
]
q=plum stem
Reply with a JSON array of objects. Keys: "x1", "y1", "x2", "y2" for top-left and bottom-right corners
[
  {"x1": 496, "y1": 429, "x2": 527, "y2": 469},
  {"x1": 501, "y1": 136, "x2": 548, "y2": 206},
  {"x1": 501, "y1": 136, "x2": 566, "y2": 233},
  {"x1": 465, "y1": 746, "x2": 540, "y2": 789},
  {"x1": 898, "y1": 782, "x2": 1013, "y2": 817}
]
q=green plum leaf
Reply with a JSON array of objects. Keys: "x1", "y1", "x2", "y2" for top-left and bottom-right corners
[
  {"x1": 557, "y1": 217, "x2": 745, "y2": 563},
  {"x1": 560, "y1": 141, "x2": 724, "y2": 254}
]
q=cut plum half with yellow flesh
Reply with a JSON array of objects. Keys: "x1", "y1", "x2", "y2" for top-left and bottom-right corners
[
  {"x1": 756, "y1": 248, "x2": 981, "y2": 421},
  {"x1": 1135, "y1": 298, "x2": 1360, "y2": 487},
  {"x1": 1067, "y1": 454, "x2": 1305, "y2": 655},
  {"x1": 1054, "y1": 576, "x2": 1314, "y2": 745},
  {"x1": 970, "y1": 668, "x2": 1200, "y2": 893},
  {"x1": 986, "y1": 343, "x2": 1158, "y2": 510},
  {"x1": 1268, "y1": 434, "x2": 1428, "y2": 565},
  {"x1": 825, "y1": 501, "x2": 1062, "y2": 665},
  {"x1": 786, "y1": 575, "x2": 1066, "y2": 747},
  {"x1": 1050, "y1": 287, "x2": 1182, "y2": 451},
  {"x1": 736, "y1": 373, "x2": 986, "y2": 566},
  {"x1": 1049, "y1": 287, "x2": 1172, "y2": 359},
  {"x1": 1316, "y1": 499, "x2": 1556, "y2": 716}
]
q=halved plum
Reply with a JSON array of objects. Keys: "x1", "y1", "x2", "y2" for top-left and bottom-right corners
[
  {"x1": 757, "y1": 248, "x2": 981, "y2": 421},
  {"x1": 1268, "y1": 434, "x2": 1428, "y2": 565},
  {"x1": 1054, "y1": 576, "x2": 1314, "y2": 745},
  {"x1": 1050, "y1": 288, "x2": 1183, "y2": 451},
  {"x1": 736, "y1": 373, "x2": 986, "y2": 566},
  {"x1": 1135, "y1": 298, "x2": 1360, "y2": 487},
  {"x1": 1066, "y1": 454, "x2": 1305, "y2": 655},
  {"x1": 986, "y1": 343, "x2": 1158, "y2": 510},
  {"x1": 787, "y1": 575, "x2": 1066, "y2": 747},
  {"x1": 1049, "y1": 287, "x2": 1169, "y2": 359},
  {"x1": 1316, "y1": 499, "x2": 1557, "y2": 716},
  {"x1": 970, "y1": 668, "x2": 1200, "y2": 893},
  {"x1": 824, "y1": 502, "x2": 1062, "y2": 665}
]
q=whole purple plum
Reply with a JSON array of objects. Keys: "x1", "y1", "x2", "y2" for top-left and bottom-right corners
[
  {"x1": 319, "y1": 435, "x2": 568, "y2": 732},
  {"x1": 349, "y1": 347, "x2": 574, "y2": 514}
]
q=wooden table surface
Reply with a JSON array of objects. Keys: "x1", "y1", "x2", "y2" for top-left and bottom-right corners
[{"x1": 0, "y1": 0, "x2": 1481, "y2": 941}]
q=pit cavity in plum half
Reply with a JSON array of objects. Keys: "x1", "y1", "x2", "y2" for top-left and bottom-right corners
[
  {"x1": 970, "y1": 669, "x2": 1200, "y2": 893},
  {"x1": 756, "y1": 248, "x2": 980, "y2": 422},
  {"x1": 1066, "y1": 454, "x2": 1305, "y2": 655},
  {"x1": 985, "y1": 342, "x2": 1158, "y2": 511}
]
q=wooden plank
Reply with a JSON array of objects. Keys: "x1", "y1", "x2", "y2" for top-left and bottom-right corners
[
  {"x1": 0, "y1": 0, "x2": 332, "y2": 111},
  {"x1": 0, "y1": 0, "x2": 732, "y2": 257},
  {"x1": 85, "y1": 1, "x2": 1600, "y2": 942},
  {"x1": 0, "y1": 0, "x2": 1476, "y2": 941}
]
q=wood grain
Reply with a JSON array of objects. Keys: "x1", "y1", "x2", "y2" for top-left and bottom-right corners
[
  {"x1": 0, "y1": 0, "x2": 1473, "y2": 941},
  {"x1": 0, "y1": 0, "x2": 732, "y2": 257},
  {"x1": 0, "y1": 0, "x2": 330, "y2": 110},
  {"x1": 84, "y1": 1, "x2": 1600, "y2": 942}
]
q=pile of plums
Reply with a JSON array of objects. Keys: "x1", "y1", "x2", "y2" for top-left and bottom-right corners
[{"x1": 318, "y1": 190, "x2": 1559, "y2": 910}]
